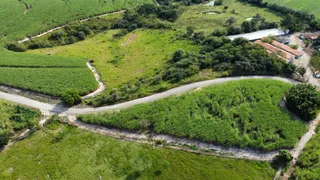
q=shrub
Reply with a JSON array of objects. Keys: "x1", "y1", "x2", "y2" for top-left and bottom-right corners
[
  {"x1": 61, "y1": 90, "x2": 82, "y2": 106},
  {"x1": 272, "y1": 150, "x2": 293, "y2": 168},
  {"x1": 286, "y1": 84, "x2": 320, "y2": 121},
  {"x1": 6, "y1": 43, "x2": 27, "y2": 52}
]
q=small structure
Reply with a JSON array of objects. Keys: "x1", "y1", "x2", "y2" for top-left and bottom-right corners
[
  {"x1": 255, "y1": 40, "x2": 295, "y2": 61},
  {"x1": 227, "y1": 29, "x2": 286, "y2": 41},
  {"x1": 271, "y1": 40, "x2": 304, "y2": 59},
  {"x1": 300, "y1": 33, "x2": 318, "y2": 41},
  {"x1": 205, "y1": 1, "x2": 215, "y2": 6}
]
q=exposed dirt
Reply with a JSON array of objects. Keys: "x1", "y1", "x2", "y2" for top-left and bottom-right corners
[{"x1": 121, "y1": 33, "x2": 137, "y2": 46}]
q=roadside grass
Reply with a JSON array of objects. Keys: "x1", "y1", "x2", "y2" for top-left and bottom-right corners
[
  {"x1": 0, "y1": 0, "x2": 155, "y2": 41},
  {"x1": 27, "y1": 29, "x2": 200, "y2": 89},
  {"x1": 79, "y1": 79, "x2": 307, "y2": 151},
  {"x1": 293, "y1": 127, "x2": 320, "y2": 179},
  {"x1": 174, "y1": 0, "x2": 282, "y2": 34},
  {"x1": 0, "y1": 99, "x2": 41, "y2": 147},
  {"x1": 264, "y1": 0, "x2": 320, "y2": 18},
  {"x1": 0, "y1": 123, "x2": 275, "y2": 180}
]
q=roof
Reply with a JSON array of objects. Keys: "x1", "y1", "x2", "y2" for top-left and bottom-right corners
[
  {"x1": 227, "y1": 29, "x2": 286, "y2": 41},
  {"x1": 271, "y1": 40, "x2": 304, "y2": 57},
  {"x1": 303, "y1": 33, "x2": 318, "y2": 40},
  {"x1": 255, "y1": 40, "x2": 295, "y2": 60}
]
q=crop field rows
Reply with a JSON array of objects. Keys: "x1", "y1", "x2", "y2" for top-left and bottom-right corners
[
  {"x1": 264, "y1": 0, "x2": 320, "y2": 18},
  {"x1": 79, "y1": 79, "x2": 307, "y2": 151},
  {"x1": 0, "y1": 50, "x2": 98, "y2": 96},
  {"x1": 0, "y1": 0, "x2": 155, "y2": 41}
]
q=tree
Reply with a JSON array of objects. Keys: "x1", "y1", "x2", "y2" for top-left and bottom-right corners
[
  {"x1": 272, "y1": 150, "x2": 293, "y2": 168},
  {"x1": 225, "y1": 17, "x2": 237, "y2": 26},
  {"x1": 285, "y1": 84, "x2": 320, "y2": 121},
  {"x1": 61, "y1": 90, "x2": 82, "y2": 107}
]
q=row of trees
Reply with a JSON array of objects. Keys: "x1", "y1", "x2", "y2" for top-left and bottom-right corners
[
  {"x1": 240, "y1": 0, "x2": 320, "y2": 32},
  {"x1": 227, "y1": 14, "x2": 278, "y2": 35}
]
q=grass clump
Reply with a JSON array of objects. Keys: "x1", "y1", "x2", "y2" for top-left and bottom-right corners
[
  {"x1": 78, "y1": 79, "x2": 307, "y2": 151},
  {"x1": 0, "y1": 123, "x2": 276, "y2": 179},
  {"x1": 0, "y1": 100, "x2": 40, "y2": 147}
]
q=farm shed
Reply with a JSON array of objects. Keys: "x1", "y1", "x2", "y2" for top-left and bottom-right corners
[
  {"x1": 227, "y1": 29, "x2": 286, "y2": 41},
  {"x1": 255, "y1": 40, "x2": 295, "y2": 61},
  {"x1": 271, "y1": 40, "x2": 303, "y2": 59}
]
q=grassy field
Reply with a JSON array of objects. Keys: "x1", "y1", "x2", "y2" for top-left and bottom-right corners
[
  {"x1": 0, "y1": 49, "x2": 98, "y2": 96},
  {"x1": 0, "y1": 0, "x2": 155, "y2": 41},
  {"x1": 0, "y1": 122, "x2": 276, "y2": 179},
  {"x1": 79, "y1": 79, "x2": 307, "y2": 151},
  {"x1": 293, "y1": 127, "x2": 320, "y2": 179},
  {"x1": 0, "y1": 99, "x2": 40, "y2": 147},
  {"x1": 28, "y1": 29, "x2": 199, "y2": 89},
  {"x1": 174, "y1": 0, "x2": 282, "y2": 34},
  {"x1": 264, "y1": 0, "x2": 320, "y2": 18}
]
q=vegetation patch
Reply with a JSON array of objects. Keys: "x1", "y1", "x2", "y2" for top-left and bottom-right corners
[
  {"x1": 0, "y1": 0, "x2": 155, "y2": 41},
  {"x1": 78, "y1": 79, "x2": 307, "y2": 151},
  {"x1": 0, "y1": 67, "x2": 98, "y2": 96},
  {"x1": 0, "y1": 100, "x2": 40, "y2": 147},
  {"x1": 0, "y1": 123, "x2": 275, "y2": 179},
  {"x1": 293, "y1": 127, "x2": 320, "y2": 179},
  {"x1": 173, "y1": 0, "x2": 281, "y2": 34}
]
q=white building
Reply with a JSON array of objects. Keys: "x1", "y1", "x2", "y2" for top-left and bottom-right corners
[{"x1": 227, "y1": 29, "x2": 286, "y2": 41}]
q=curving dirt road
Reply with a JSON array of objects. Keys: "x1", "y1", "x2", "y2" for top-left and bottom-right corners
[
  {"x1": 0, "y1": 76, "x2": 298, "y2": 115},
  {"x1": 0, "y1": 75, "x2": 318, "y2": 163}
]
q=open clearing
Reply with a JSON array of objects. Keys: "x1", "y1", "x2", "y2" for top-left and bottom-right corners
[
  {"x1": 264, "y1": 0, "x2": 320, "y2": 18},
  {"x1": 0, "y1": 122, "x2": 275, "y2": 180},
  {"x1": 28, "y1": 29, "x2": 199, "y2": 89},
  {"x1": 78, "y1": 79, "x2": 307, "y2": 151},
  {"x1": 174, "y1": 0, "x2": 281, "y2": 33}
]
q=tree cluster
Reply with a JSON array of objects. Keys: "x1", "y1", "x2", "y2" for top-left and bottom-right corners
[
  {"x1": 285, "y1": 83, "x2": 320, "y2": 121},
  {"x1": 227, "y1": 13, "x2": 278, "y2": 35},
  {"x1": 240, "y1": 0, "x2": 320, "y2": 32}
]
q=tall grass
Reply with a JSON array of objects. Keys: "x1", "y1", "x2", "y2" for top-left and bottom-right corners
[{"x1": 79, "y1": 79, "x2": 307, "y2": 151}]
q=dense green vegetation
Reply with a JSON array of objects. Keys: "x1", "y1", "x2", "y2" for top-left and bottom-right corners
[
  {"x1": 0, "y1": 122, "x2": 275, "y2": 179},
  {"x1": 0, "y1": 51, "x2": 98, "y2": 96},
  {"x1": 310, "y1": 52, "x2": 320, "y2": 71},
  {"x1": 293, "y1": 128, "x2": 320, "y2": 179},
  {"x1": 0, "y1": 0, "x2": 155, "y2": 41},
  {"x1": 0, "y1": 100, "x2": 40, "y2": 147},
  {"x1": 241, "y1": 0, "x2": 320, "y2": 32},
  {"x1": 285, "y1": 84, "x2": 320, "y2": 121},
  {"x1": 174, "y1": 0, "x2": 281, "y2": 34},
  {"x1": 79, "y1": 79, "x2": 307, "y2": 151},
  {"x1": 0, "y1": 67, "x2": 97, "y2": 96}
]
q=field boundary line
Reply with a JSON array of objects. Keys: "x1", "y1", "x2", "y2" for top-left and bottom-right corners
[{"x1": 18, "y1": 10, "x2": 126, "y2": 43}]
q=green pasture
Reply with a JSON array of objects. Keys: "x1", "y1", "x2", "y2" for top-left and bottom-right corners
[
  {"x1": 28, "y1": 29, "x2": 200, "y2": 89},
  {"x1": 0, "y1": 122, "x2": 275, "y2": 179}
]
